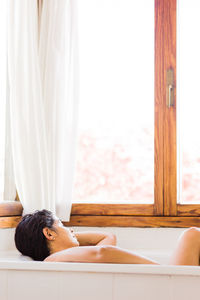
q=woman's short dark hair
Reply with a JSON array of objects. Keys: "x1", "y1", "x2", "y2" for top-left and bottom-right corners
[{"x1": 15, "y1": 209, "x2": 55, "y2": 261}]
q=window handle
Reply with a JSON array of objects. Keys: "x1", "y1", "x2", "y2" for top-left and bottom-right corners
[
  {"x1": 166, "y1": 69, "x2": 174, "y2": 108},
  {"x1": 168, "y1": 84, "x2": 173, "y2": 107}
]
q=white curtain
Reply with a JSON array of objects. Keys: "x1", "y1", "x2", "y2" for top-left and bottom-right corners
[
  {"x1": 0, "y1": 1, "x2": 7, "y2": 201},
  {"x1": 7, "y1": 0, "x2": 79, "y2": 220}
]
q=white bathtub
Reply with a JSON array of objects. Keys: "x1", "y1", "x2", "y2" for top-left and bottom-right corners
[{"x1": 0, "y1": 227, "x2": 200, "y2": 300}]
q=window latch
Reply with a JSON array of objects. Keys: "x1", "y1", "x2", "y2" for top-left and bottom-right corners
[{"x1": 166, "y1": 68, "x2": 174, "y2": 108}]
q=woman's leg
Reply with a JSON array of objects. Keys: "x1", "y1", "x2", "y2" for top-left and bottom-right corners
[{"x1": 169, "y1": 227, "x2": 200, "y2": 266}]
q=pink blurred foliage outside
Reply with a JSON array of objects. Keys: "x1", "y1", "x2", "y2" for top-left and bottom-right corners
[
  {"x1": 182, "y1": 152, "x2": 200, "y2": 203},
  {"x1": 73, "y1": 129, "x2": 154, "y2": 203},
  {"x1": 72, "y1": 130, "x2": 200, "y2": 204}
]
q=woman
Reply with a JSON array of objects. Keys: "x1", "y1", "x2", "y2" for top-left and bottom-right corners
[{"x1": 14, "y1": 209, "x2": 200, "y2": 265}]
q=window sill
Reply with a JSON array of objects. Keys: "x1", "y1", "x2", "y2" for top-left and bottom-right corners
[
  {"x1": 0, "y1": 202, "x2": 200, "y2": 228},
  {"x1": 0, "y1": 201, "x2": 23, "y2": 217},
  {"x1": 0, "y1": 201, "x2": 23, "y2": 228},
  {"x1": 64, "y1": 215, "x2": 200, "y2": 228}
]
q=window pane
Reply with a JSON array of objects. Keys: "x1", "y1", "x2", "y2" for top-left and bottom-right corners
[
  {"x1": 177, "y1": 0, "x2": 200, "y2": 203},
  {"x1": 73, "y1": 0, "x2": 154, "y2": 204},
  {"x1": 0, "y1": 1, "x2": 7, "y2": 200}
]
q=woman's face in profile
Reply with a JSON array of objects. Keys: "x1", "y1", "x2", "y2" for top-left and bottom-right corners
[{"x1": 53, "y1": 217, "x2": 79, "y2": 248}]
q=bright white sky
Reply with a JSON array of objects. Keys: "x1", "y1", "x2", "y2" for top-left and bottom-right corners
[{"x1": 76, "y1": 0, "x2": 154, "y2": 132}]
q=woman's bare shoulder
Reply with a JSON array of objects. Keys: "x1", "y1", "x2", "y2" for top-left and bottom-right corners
[{"x1": 44, "y1": 246, "x2": 102, "y2": 263}]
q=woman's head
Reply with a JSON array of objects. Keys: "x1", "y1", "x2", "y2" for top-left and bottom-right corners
[{"x1": 15, "y1": 209, "x2": 79, "y2": 261}]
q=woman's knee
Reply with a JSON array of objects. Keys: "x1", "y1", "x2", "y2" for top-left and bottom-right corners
[
  {"x1": 170, "y1": 227, "x2": 200, "y2": 266},
  {"x1": 181, "y1": 227, "x2": 200, "y2": 243}
]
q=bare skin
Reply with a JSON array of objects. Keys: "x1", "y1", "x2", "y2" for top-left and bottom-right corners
[
  {"x1": 169, "y1": 227, "x2": 200, "y2": 266},
  {"x1": 43, "y1": 218, "x2": 158, "y2": 265},
  {"x1": 43, "y1": 218, "x2": 200, "y2": 266}
]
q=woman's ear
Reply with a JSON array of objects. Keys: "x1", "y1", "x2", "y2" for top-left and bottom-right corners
[{"x1": 43, "y1": 227, "x2": 56, "y2": 241}]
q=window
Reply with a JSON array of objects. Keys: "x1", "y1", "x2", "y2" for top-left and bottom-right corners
[
  {"x1": 177, "y1": 0, "x2": 200, "y2": 205},
  {"x1": 66, "y1": 0, "x2": 200, "y2": 227},
  {"x1": 73, "y1": 0, "x2": 154, "y2": 205},
  {"x1": 2, "y1": 0, "x2": 200, "y2": 228}
]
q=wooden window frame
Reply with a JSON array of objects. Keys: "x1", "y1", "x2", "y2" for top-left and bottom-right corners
[
  {"x1": 2, "y1": 0, "x2": 200, "y2": 228},
  {"x1": 64, "y1": 0, "x2": 200, "y2": 227},
  {"x1": 0, "y1": 201, "x2": 22, "y2": 228}
]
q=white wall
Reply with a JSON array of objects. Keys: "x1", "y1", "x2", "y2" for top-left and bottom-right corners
[{"x1": 0, "y1": 227, "x2": 186, "y2": 252}]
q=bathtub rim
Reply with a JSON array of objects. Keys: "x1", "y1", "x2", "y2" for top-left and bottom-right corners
[{"x1": 0, "y1": 260, "x2": 200, "y2": 276}]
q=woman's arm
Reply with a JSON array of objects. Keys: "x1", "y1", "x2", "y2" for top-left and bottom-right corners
[
  {"x1": 44, "y1": 245, "x2": 158, "y2": 265},
  {"x1": 74, "y1": 231, "x2": 117, "y2": 246},
  {"x1": 97, "y1": 246, "x2": 159, "y2": 265}
]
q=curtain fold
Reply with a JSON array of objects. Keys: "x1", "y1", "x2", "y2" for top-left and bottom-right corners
[
  {"x1": 4, "y1": 70, "x2": 16, "y2": 201},
  {"x1": 7, "y1": 0, "x2": 79, "y2": 220},
  {"x1": 0, "y1": 0, "x2": 8, "y2": 201}
]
